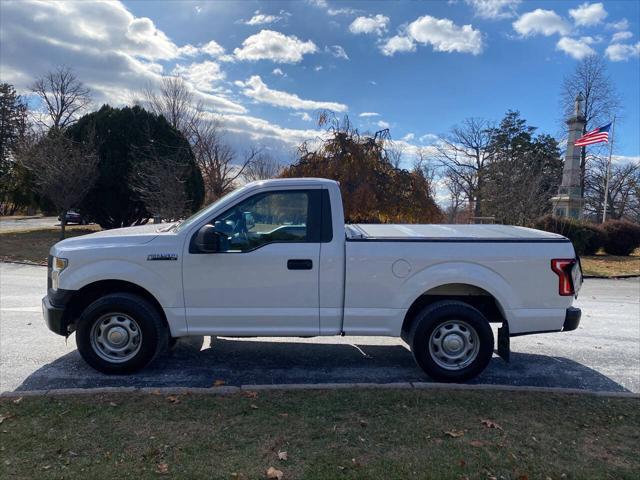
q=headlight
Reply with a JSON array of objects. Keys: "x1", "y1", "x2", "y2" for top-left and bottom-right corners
[{"x1": 51, "y1": 256, "x2": 68, "y2": 290}]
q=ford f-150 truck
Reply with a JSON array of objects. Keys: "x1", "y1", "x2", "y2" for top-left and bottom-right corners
[{"x1": 43, "y1": 178, "x2": 582, "y2": 382}]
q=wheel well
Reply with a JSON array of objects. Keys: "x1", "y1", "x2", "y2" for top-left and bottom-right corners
[
  {"x1": 65, "y1": 280, "x2": 168, "y2": 332},
  {"x1": 401, "y1": 283, "x2": 506, "y2": 337}
]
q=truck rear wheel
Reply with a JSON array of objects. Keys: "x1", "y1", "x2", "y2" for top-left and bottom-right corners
[
  {"x1": 76, "y1": 293, "x2": 168, "y2": 374},
  {"x1": 408, "y1": 300, "x2": 494, "y2": 382}
]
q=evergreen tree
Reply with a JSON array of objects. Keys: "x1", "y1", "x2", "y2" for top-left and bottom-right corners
[{"x1": 67, "y1": 105, "x2": 204, "y2": 228}]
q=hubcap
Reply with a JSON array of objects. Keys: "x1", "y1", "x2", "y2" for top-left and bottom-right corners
[
  {"x1": 90, "y1": 313, "x2": 142, "y2": 363},
  {"x1": 428, "y1": 320, "x2": 480, "y2": 371}
]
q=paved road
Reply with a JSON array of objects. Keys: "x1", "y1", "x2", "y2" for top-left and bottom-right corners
[
  {"x1": 0, "y1": 216, "x2": 58, "y2": 232},
  {"x1": 1, "y1": 263, "x2": 638, "y2": 393}
]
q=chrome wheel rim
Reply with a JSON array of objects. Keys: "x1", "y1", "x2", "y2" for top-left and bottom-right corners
[
  {"x1": 90, "y1": 313, "x2": 142, "y2": 363},
  {"x1": 428, "y1": 320, "x2": 480, "y2": 371}
]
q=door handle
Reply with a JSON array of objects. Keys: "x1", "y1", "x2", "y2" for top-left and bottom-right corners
[{"x1": 287, "y1": 259, "x2": 313, "y2": 270}]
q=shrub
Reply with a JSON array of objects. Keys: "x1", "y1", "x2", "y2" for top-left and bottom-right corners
[
  {"x1": 581, "y1": 223, "x2": 607, "y2": 255},
  {"x1": 601, "y1": 220, "x2": 640, "y2": 256},
  {"x1": 533, "y1": 215, "x2": 605, "y2": 256}
]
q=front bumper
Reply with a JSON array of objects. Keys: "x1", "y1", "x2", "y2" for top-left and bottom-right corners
[
  {"x1": 42, "y1": 289, "x2": 74, "y2": 336},
  {"x1": 562, "y1": 307, "x2": 581, "y2": 331}
]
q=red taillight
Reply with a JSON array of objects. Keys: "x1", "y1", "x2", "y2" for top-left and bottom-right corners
[{"x1": 551, "y1": 259, "x2": 576, "y2": 296}]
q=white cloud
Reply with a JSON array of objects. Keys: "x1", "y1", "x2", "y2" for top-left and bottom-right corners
[
  {"x1": 605, "y1": 42, "x2": 640, "y2": 61},
  {"x1": 221, "y1": 112, "x2": 326, "y2": 148},
  {"x1": 465, "y1": 0, "x2": 521, "y2": 20},
  {"x1": 607, "y1": 18, "x2": 630, "y2": 31},
  {"x1": 233, "y1": 30, "x2": 317, "y2": 63},
  {"x1": 406, "y1": 15, "x2": 483, "y2": 55},
  {"x1": 569, "y1": 2, "x2": 608, "y2": 27},
  {"x1": 200, "y1": 40, "x2": 225, "y2": 56},
  {"x1": 380, "y1": 35, "x2": 416, "y2": 56},
  {"x1": 381, "y1": 15, "x2": 483, "y2": 56},
  {"x1": 314, "y1": 65, "x2": 323, "y2": 71},
  {"x1": 272, "y1": 68, "x2": 285, "y2": 76},
  {"x1": 377, "y1": 120, "x2": 390, "y2": 129},
  {"x1": 0, "y1": 0, "x2": 246, "y2": 114},
  {"x1": 401, "y1": 133, "x2": 415, "y2": 142},
  {"x1": 349, "y1": 14, "x2": 389, "y2": 36},
  {"x1": 359, "y1": 112, "x2": 380, "y2": 117},
  {"x1": 419, "y1": 133, "x2": 439, "y2": 143},
  {"x1": 292, "y1": 112, "x2": 313, "y2": 122},
  {"x1": 326, "y1": 45, "x2": 350, "y2": 60},
  {"x1": 513, "y1": 9, "x2": 570, "y2": 37},
  {"x1": 556, "y1": 37, "x2": 597, "y2": 60},
  {"x1": 328, "y1": 7, "x2": 360, "y2": 16},
  {"x1": 172, "y1": 61, "x2": 224, "y2": 92},
  {"x1": 611, "y1": 31, "x2": 633, "y2": 43},
  {"x1": 237, "y1": 75, "x2": 348, "y2": 112},
  {"x1": 244, "y1": 10, "x2": 285, "y2": 26}
]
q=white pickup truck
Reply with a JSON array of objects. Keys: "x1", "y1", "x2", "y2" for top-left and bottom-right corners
[{"x1": 43, "y1": 178, "x2": 582, "y2": 382}]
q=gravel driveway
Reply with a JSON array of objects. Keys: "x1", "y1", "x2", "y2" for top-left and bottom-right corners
[{"x1": 1, "y1": 262, "x2": 638, "y2": 393}]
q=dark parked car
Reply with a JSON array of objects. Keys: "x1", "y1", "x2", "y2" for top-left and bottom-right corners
[{"x1": 58, "y1": 210, "x2": 87, "y2": 225}]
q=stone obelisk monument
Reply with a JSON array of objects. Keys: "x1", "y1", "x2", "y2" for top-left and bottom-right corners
[{"x1": 551, "y1": 92, "x2": 586, "y2": 219}]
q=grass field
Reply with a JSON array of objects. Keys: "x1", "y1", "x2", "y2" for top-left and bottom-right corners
[
  {"x1": 0, "y1": 389, "x2": 638, "y2": 479},
  {"x1": 580, "y1": 252, "x2": 640, "y2": 277},
  {"x1": 0, "y1": 226, "x2": 638, "y2": 277},
  {"x1": 0, "y1": 226, "x2": 100, "y2": 264}
]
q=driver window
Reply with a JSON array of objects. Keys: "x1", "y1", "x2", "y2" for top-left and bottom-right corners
[{"x1": 211, "y1": 191, "x2": 309, "y2": 252}]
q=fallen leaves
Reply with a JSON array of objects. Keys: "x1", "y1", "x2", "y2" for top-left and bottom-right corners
[
  {"x1": 213, "y1": 379, "x2": 226, "y2": 387},
  {"x1": 481, "y1": 419, "x2": 503, "y2": 430},
  {"x1": 242, "y1": 391, "x2": 258, "y2": 399},
  {"x1": 155, "y1": 462, "x2": 169, "y2": 474},
  {"x1": 277, "y1": 450, "x2": 288, "y2": 461},
  {"x1": 469, "y1": 440, "x2": 485, "y2": 448},
  {"x1": 444, "y1": 429, "x2": 465, "y2": 438},
  {"x1": 12, "y1": 397, "x2": 23, "y2": 405},
  {"x1": 166, "y1": 395, "x2": 181, "y2": 404},
  {"x1": 266, "y1": 466, "x2": 283, "y2": 479}
]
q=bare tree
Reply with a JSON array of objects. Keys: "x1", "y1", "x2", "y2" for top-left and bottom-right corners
[
  {"x1": 561, "y1": 55, "x2": 621, "y2": 194},
  {"x1": 30, "y1": 66, "x2": 91, "y2": 131},
  {"x1": 414, "y1": 147, "x2": 439, "y2": 200},
  {"x1": 432, "y1": 118, "x2": 496, "y2": 217},
  {"x1": 143, "y1": 77, "x2": 199, "y2": 139},
  {"x1": 584, "y1": 154, "x2": 639, "y2": 221},
  {"x1": 443, "y1": 169, "x2": 468, "y2": 223},
  {"x1": 192, "y1": 120, "x2": 258, "y2": 201},
  {"x1": 18, "y1": 130, "x2": 98, "y2": 238},
  {"x1": 243, "y1": 151, "x2": 283, "y2": 182},
  {"x1": 129, "y1": 146, "x2": 190, "y2": 221}
]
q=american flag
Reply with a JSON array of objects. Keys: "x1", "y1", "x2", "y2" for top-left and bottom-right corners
[{"x1": 574, "y1": 123, "x2": 611, "y2": 147}]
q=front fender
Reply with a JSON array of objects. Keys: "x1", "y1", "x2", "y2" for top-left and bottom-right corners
[{"x1": 60, "y1": 258, "x2": 183, "y2": 307}]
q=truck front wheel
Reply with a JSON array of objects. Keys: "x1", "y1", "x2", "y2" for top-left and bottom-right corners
[
  {"x1": 75, "y1": 293, "x2": 168, "y2": 374},
  {"x1": 408, "y1": 300, "x2": 494, "y2": 382}
]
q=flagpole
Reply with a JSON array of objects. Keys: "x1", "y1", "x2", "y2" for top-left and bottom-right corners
[{"x1": 602, "y1": 116, "x2": 615, "y2": 223}]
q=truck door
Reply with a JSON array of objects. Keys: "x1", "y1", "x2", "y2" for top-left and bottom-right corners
[{"x1": 182, "y1": 188, "x2": 322, "y2": 335}]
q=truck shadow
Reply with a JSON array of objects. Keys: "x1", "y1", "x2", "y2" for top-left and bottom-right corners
[{"x1": 14, "y1": 336, "x2": 630, "y2": 393}]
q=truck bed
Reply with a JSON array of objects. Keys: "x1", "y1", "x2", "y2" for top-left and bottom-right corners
[{"x1": 345, "y1": 224, "x2": 568, "y2": 243}]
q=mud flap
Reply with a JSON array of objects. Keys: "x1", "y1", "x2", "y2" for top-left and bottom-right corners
[{"x1": 497, "y1": 322, "x2": 510, "y2": 362}]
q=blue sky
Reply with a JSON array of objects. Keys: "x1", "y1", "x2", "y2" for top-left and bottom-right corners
[{"x1": 2, "y1": 0, "x2": 639, "y2": 162}]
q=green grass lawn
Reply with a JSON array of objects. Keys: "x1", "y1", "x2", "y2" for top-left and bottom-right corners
[{"x1": 1, "y1": 389, "x2": 638, "y2": 479}]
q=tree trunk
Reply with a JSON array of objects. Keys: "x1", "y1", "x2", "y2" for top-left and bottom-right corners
[{"x1": 60, "y1": 211, "x2": 66, "y2": 240}]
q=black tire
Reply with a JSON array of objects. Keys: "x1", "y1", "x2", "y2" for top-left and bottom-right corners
[
  {"x1": 407, "y1": 300, "x2": 494, "y2": 382},
  {"x1": 76, "y1": 293, "x2": 168, "y2": 374}
]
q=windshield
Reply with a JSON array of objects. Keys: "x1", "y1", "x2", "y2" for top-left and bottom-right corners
[{"x1": 174, "y1": 185, "x2": 249, "y2": 233}]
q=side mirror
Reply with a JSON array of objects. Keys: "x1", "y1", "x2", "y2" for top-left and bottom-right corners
[{"x1": 193, "y1": 225, "x2": 225, "y2": 253}]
